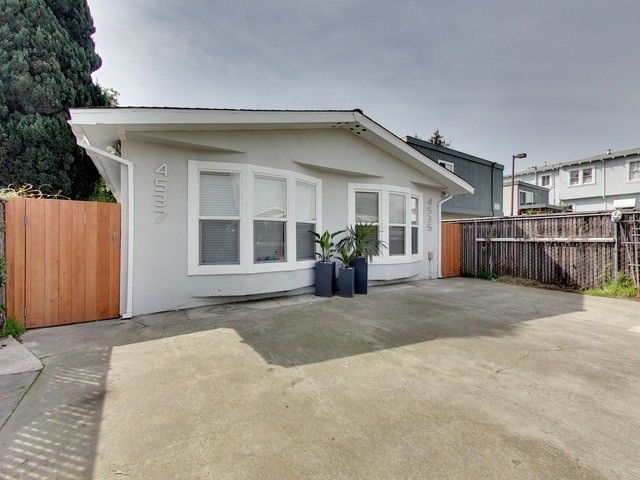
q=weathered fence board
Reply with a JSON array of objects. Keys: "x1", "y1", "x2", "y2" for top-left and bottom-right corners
[
  {"x1": 5, "y1": 198, "x2": 121, "y2": 328},
  {"x1": 449, "y1": 211, "x2": 640, "y2": 289}
]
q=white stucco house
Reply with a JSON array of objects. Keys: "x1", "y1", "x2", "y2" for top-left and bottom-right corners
[{"x1": 69, "y1": 108, "x2": 473, "y2": 317}]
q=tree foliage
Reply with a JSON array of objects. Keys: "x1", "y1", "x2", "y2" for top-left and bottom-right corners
[
  {"x1": 428, "y1": 129, "x2": 452, "y2": 148},
  {"x1": 0, "y1": 0, "x2": 111, "y2": 198}
]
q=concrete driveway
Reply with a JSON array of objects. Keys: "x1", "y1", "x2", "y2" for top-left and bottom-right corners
[{"x1": 0, "y1": 278, "x2": 639, "y2": 479}]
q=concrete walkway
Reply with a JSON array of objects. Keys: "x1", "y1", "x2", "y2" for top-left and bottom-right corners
[
  {"x1": 0, "y1": 336, "x2": 42, "y2": 429},
  {"x1": 0, "y1": 278, "x2": 639, "y2": 479}
]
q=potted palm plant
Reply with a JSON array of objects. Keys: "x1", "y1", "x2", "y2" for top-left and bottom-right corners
[
  {"x1": 336, "y1": 243, "x2": 357, "y2": 298},
  {"x1": 311, "y1": 229, "x2": 344, "y2": 297},
  {"x1": 339, "y1": 223, "x2": 386, "y2": 294}
]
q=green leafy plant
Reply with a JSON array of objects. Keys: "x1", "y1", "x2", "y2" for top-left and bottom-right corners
[
  {"x1": 340, "y1": 223, "x2": 386, "y2": 262},
  {"x1": 311, "y1": 229, "x2": 344, "y2": 263},
  {"x1": 336, "y1": 243, "x2": 357, "y2": 268},
  {"x1": 1, "y1": 317, "x2": 26, "y2": 338},
  {"x1": 584, "y1": 274, "x2": 638, "y2": 299},
  {"x1": 464, "y1": 270, "x2": 499, "y2": 280}
]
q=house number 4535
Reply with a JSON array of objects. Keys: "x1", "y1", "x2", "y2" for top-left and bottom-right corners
[{"x1": 154, "y1": 163, "x2": 168, "y2": 223}]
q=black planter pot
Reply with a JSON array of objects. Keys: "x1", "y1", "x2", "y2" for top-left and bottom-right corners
[
  {"x1": 352, "y1": 257, "x2": 368, "y2": 294},
  {"x1": 315, "y1": 261, "x2": 336, "y2": 297},
  {"x1": 338, "y1": 267, "x2": 355, "y2": 298}
]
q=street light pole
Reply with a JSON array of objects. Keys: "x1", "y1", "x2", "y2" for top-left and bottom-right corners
[{"x1": 511, "y1": 152, "x2": 527, "y2": 216}]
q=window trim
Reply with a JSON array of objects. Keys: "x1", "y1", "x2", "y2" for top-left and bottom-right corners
[
  {"x1": 539, "y1": 174, "x2": 551, "y2": 187},
  {"x1": 188, "y1": 161, "x2": 321, "y2": 275},
  {"x1": 627, "y1": 159, "x2": 640, "y2": 183},
  {"x1": 519, "y1": 189, "x2": 534, "y2": 206},
  {"x1": 568, "y1": 166, "x2": 595, "y2": 186},
  {"x1": 438, "y1": 160, "x2": 454, "y2": 173},
  {"x1": 348, "y1": 183, "x2": 423, "y2": 265}
]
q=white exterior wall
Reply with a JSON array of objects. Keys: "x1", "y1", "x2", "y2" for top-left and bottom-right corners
[
  {"x1": 122, "y1": 129, "x2": 442, "y2": 315},
  {"x1": 514, "y1": 154, "x2": 640, "y2": 212}
]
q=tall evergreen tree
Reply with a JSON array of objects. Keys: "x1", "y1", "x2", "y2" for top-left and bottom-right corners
[
  {"x1": 0, "y1": 0, "x2": 109, "y2": 198},
  {"x1": 428, "y1": 129, "x2": 452, "y2": 148}
]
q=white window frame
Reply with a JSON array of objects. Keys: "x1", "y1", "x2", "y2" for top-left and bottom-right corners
[
  {"x1": 348, "y1": 183, "x2": 423, "y2": 265},
  {"x1": 568, "y1": 167, "x2": 595, "y2": 186},
  {"x1": 438, "y1": 160, "x2": 454, "y2": 173},
  {"x1": 519, "y1": 190, "x2": 534, "y2": 206},
  {"x1": 188, "y1": 161, "x2": 321, "y2": 275},
  {"x1": 627, "y1": 159, "x2": 640, "y2": 182},
  {"x1": 539, "y1": 174, "x2": 551, "y2": 187}
]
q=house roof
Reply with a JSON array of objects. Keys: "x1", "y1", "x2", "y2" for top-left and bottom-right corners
[
  {"x1": 69, "y1": 107, "x2": 474, "y2": 195},
  {"x1": 514, "y1": 147, "x2": 640, "y2": 176},
  {"x1": 403, "y1": 135, "x2": 504, "y2": 170}
]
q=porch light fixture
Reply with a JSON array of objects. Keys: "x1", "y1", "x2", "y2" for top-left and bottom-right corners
[{"x1": 511, "y1": 152, "x2": 527, "y2": 216}]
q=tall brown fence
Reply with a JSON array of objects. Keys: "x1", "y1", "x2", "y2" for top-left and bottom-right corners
[
  {"x1": 446, "y1": 211, "x2": 640, "y2": 289},
  {"x1": 5, "y1": 197, "x2": 121, "y2": 329},
  {"x1": 441, "y1": 223, "x2": 461, "y2": 278}
]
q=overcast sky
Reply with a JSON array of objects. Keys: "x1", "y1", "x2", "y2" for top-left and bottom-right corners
[{"x1": 86, "y1": 0, "x2": 639, "y2": 172}]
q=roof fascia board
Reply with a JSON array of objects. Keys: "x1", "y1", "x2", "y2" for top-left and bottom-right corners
[
  {"x1": 69, "y1": 108, "x2": 358, "y2": 127},
  {"x1": 354, "y1": 112, "x2": 474, "y2": 195}
]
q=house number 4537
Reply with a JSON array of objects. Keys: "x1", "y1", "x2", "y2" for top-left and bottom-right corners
[{"x1": 154, "y1": 163, "x2": 168, "y2": 223}]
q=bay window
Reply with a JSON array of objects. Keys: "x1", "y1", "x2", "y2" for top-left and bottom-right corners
[
  {"x1": 188, "y1": 161, "x2": 321, "y2": 275},
  {"x1": 349, "y1": 184, "x2": 422, "y2": 264}
]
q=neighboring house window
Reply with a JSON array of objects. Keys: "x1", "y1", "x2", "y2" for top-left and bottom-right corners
[
  {"x1": 438, "y1": 160, "x2": 454, "y2": 173},
  {"x1": 628, "y1": 160, "x2": 640, "y2": 181},
  {"x1": 540, "y1": 175, "x2": 551, "y2": 187},
  {"x1": 569, "y1": 167, "x2": 594, "y2": 186},
  {"x1": 188, "y1": 161, "x2": 321, "y2": 275},
  {"x1": 349, "y1": 184, "x2": 422, "y2": 264},
  {"x1": 519, "y1": 190, "x2": 534, "y2": 206}
]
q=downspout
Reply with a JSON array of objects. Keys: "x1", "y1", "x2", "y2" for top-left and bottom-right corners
[
  {"x1": 602, "y1": 158, "x2": 607, "y2": 209},
  {"x1": 490, "y1": 162, "x2": 495, "y2": 216},
  {"x1": 437, "y1": 194, "x2": 453, "y2": 278},
  {"x1": 77, "y1": 140, "x2": 134, "y2": 319}
]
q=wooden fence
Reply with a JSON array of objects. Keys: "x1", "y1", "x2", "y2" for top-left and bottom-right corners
[
  {"x1": 0, "y1": 200, "x2": 5, "y2": 328},
  {"x1": 5, "y1": 198, "x2": 121, "y2": 329},
  {"x1": 441, "y1": 223, "x2": 461, "y2": 278},
  {"x1": 446, "y1": 211, "x2": 640, "y2": 289}
]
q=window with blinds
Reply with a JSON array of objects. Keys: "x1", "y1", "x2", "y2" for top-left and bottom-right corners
[
  {"x1": 254, "y1": 175, "x2": 287, "y2": 263},
  {"x1": 355, "y1": 191, "x2": 379, "y2": 223},
  {"x1": 190, "y1": 160, "x2": 321, "y2": 274},
  {"x1": 411, "y1": 196, "x2": 419, "y2": 254},
  {"x1": 389, "y1": 193, "x2": 406, "y2": 255},
  {"x1": 348, "y1": 183, "x2": 422, "y2": 264},
  {"x1": 199, "y1": 172, "x2": 240, "y2": 265},
  {"x1": 296, "y1": 181, "x2": 316, "y2": 261}
]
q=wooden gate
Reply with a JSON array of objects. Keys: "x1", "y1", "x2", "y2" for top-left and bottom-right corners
[
  {"x1": 441, "y1": 223, "x2": 461, "y2": 278},
  {"x1": 5, "y1": 198, "x2": 120, "y2": 329}
]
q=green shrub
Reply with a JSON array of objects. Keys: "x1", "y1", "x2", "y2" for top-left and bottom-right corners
[
  {"x1": 463, "y1": 270, "x2": 499, "y2": 280},
  {"x1": 1, "y1": 317, "x2": 26, "y2": 338},
  {"x1": 584, "y1": 274, "x2": 638, "y2": 299}
]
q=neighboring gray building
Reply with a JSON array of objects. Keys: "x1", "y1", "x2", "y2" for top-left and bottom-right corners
[
  {"x1": 502, "y1": 180, "x2": 563, "y2": 216},
  {"x1": 69, "y1": 108, "x2": 472, "y2": 317},
  {"x1": 511, "y1": 147, "x2": 640, "y2": 213},
  {"x1": 403, "y1": 136, "x2": 504, "y2": 219}
]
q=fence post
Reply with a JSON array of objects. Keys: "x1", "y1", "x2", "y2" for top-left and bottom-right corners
[{"x1": 473, "y1": 219, "x2": 478, "y2": 274}]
